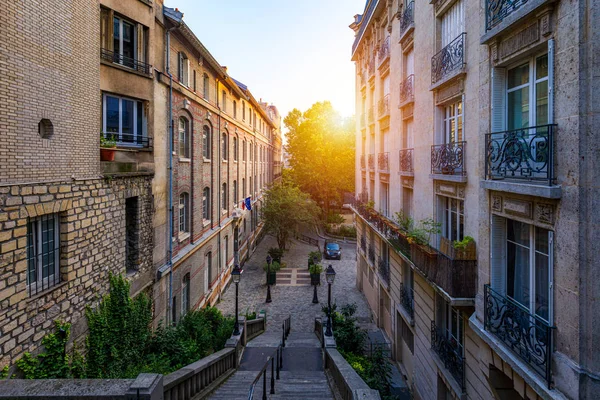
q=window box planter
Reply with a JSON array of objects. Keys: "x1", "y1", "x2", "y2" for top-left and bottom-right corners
[
  {"x1": 100, "y1": 147, "x2": 116, "y2": 161},
  {"x1": 440, "y1": 236, "x2": 476, "y2": 260}
]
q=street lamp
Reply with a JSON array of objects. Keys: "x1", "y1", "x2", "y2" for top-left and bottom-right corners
[
  {"x1": 325, "y1": 264, "x2": 336, "y2": 337},
  {"x1": 231, "y1": 264, "x2": 242, "y2": 336},
  {"x1": 266, "y1": 255, "x2": 272, "y2": 303}
]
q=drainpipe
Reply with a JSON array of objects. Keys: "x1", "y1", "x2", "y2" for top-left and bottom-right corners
[
  {"x1": 216, "y1": 79, "x2": 222, "y2": 303},
  {"x1": 166, "y1": 26, "x2": 176, "y2": 324}
]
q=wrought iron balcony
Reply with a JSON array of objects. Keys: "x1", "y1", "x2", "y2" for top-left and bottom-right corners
[
  {"x1": 101, "y1": 49, "x2": 152, "y2": 75},
  {"x1": 400, "y1": 1, "x2": 415, "y2": 35},
  {"x1": 368, "y1": 154, "x2": 375, "y2": 170},
  {"x1": 400, "y1": 283, "x2": 414, "y2": 320},
  {"x1": 484, "y1": 285, "x2": 555, "y2": 387},
  {"x1": 378, "y1": 36, "x2": 390, "y2": 66},
  {"x1": 102, "y1": 132, "x2": 151, "y2": 148},
  {"x1": 378, "y1": 152, "x2": 389, "y2": 172},
  {"x1": 368, "y1": 246, "x2": 376, "y2": 265},
  {"x1": 378, "y1": 95, "x2": 390, "y2": 119},
  {"x1": 360, "y1": 154, "x2": 366, "y2": 170},
  {"x1": 431, "y1": 33, "x2": 466, "y2": 85},
  {"x1": 360, "y1": 236, "x2": 367, "y2": 254},
  {"x1": 486, "y1": 0, "x2": 529, "y2": 31},
  {"x1": 399, "y1": 148, "x2": 414, "y2": 174},
  {"x1": 399, "y1": 74, "x2": 414, "y2": 105},
  {"x1": 485, "y1": 124, "x2": 556, "y2": 186},
  {"x1": 431, "y1": 141, "x2": 466, "y2": 176},
  {"x1": 378, "y1": 257, "x2": 390, "y2": 285},
  {"x1": 431, "y1": 321, "x2": 465, "y2": 390}
]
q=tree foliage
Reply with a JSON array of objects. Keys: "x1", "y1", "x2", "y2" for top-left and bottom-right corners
[
  {"x1": 284, "y1": 101, "x2": 355, "y2": 214},
  {"x1": 262, "y1": 182, "x2": 319, "y2": 250}
]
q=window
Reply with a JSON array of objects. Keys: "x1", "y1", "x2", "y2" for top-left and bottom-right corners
[
  {"x1": 206, "y1": 252, "x2": 213, "y2": 288},
  {"x1": 202, "y1": 125, "x2": 211, "y2": 159},
  {"x1": 242, "y1": 178, "x2": 246, "y2": 198},
  {"x1": 233, "y1": 101, "x2": 237, "y2": 118},
  {"x1": 222, "y1": 133, "x2": 228, "y2": 160},
  {"x1": 243, "y1": 140, "x2": 247, "y2": 161},
  {"x1": 103, "y1": 94, "x2": 146, "y2": 146},
  {"x1": 402, "y1": 188, "x2": 413, "y2": 218},
  {"x1": 193, "y1": 70, "x2": 197, "y2": 92},
  {"x1": 125, "y1": 197, "x2": 139, "y2": 272},
  {"x1": 224, "y1": 236, "x2": 229, "y2": 268},
  {"x1": 492, "y1": 216, "x2": 552, "y2": 322},
  {"x1": 380, "y1": 183, "x2": 389, "y2": 217},
  {"x1": 506, "y1": 54, "x2": 549, "y2": 130},
  {"x1": 435, "y1": 294, "x2": 464, "y2": 354},
  {"x1": 440, "y1": 0, "x2": 464, "y2": 47},
  {"x1": 112, "y1": 15, "x2": 138, "y2": 67},
  {"x1": 242, "y1": 101, "x2": 246, "y2": 120},
  {"x1": 178, "y1": 52, "x2": 189, "y2": 86},
  {"x1": 249, "y1": 143, "x2": 253, "y2": 161},
  {"x1": 179, "y1": 193, "x2": 189, "y2": 234},
  {"x1": 178, "y1": 117, "x2": 190, "y2": 158},
  {"x1": 182, "y1": 273, "x2": 190, "y2": 316},
  {"x1": 203, "y1": 74, "x2": 210, "y2": 100},
  {"x1": 233, "y1": 137, "x2": 238, "y2": 161},
  {"x1": 222, "y1": 183, "x2": 227, "y2": 211},
  {"x1": 233, "y1": 180, "x2": 238, "y2": 204},
  {"x1": 27, "y1": 214, "x2": 61, "y2": 295},
  {"x1": 400, "y1": 316, "x2": 414, "y2": 354},
  {"x1": 202, "y1": 187, "x2": 211, "y2": 221},
  {"x1": 439, "y1": 197, "x2": 464, "y2": 243},
  {"x1": 442, "y1": 101, "x2": 463, "y2": 144},
  {"x1": 222, "y1": 91, "x2": 227, "y2": 112},
  {"x1": 172, "y1": 295, "x2": 177, "y2": 324}
]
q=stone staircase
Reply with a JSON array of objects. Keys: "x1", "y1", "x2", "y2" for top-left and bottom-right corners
[{"x1": 209, "y1": 332, "x2": 334, "y2": 400}]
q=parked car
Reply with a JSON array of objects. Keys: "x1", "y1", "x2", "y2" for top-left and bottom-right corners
[{"x1": 324, "y1": 242, "x2": 342, "y2": 260}]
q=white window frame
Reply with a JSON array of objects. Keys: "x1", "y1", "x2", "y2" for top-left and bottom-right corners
[
  {"x1": 27, "y1": 214, "x2": 61, "y2": 293},
  {"x1": 440, "y1": 0, "x2": 464, "y2": 48},
  {"x1": 102, "y1": 93, "x2": 146, "y2": 147},
  {"x1": 222, "y1": 183, "x2": 227, "y2": 211},
  {"x1": 442, "y1": 101, "x2": 463, "y2": 144},
  {"x1": 440, "y1": 196, "x2": 464, "y2": 242},
  {"x1": 178, "y1": 117, "x2": 190, "y2": 159},
  {"x1": 179, "y1": 193, "x2": 189, "y2": 234},
  {"x1": 113, "y1": 16, "x2": 137, "y2": 63},
  {"x1": 181, "y1": 273, "x2": 190, "y2": 316},
  {"x1": 202, "y1": 125, "x2": 211, "y2": 160},
  {"x1": 203, "y1": 187, "x2": 210, "y2": 222}
]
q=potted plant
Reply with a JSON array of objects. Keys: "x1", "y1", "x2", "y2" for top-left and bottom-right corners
[
  {"x1": 308, "y1": 250, "x2": 322, "y2": 270},
  {"x1": 452, "y1": 236, "x2": 476, "y2": 260},
  {"x1": 409, "y1": 218, "x2": 441, "y2": 259},
  {"x1": 263, "y1": 261, "x2": 281, "y2": 285},
  {"x1": 309, "y1": 263, "x2": 323, "y2": 286},
  {"x1": 100, "y1": 134, "x2": 117, "y2": 161}
]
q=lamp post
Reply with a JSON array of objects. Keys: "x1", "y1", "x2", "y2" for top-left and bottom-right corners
[
  {"x1": 231, "y1": 264, "x2": 242, "y2": 336},
  {"x1": 325, "y1": 264, "x2": 336, "y2": 337},
  {"x1": 266, "y1": 255, "x2": 272, "y2": 303}
]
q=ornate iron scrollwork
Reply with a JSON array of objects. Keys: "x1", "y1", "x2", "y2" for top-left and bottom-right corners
[
  {"x1": 400, "y1": 1, "x2": 414, "y2": 34},
  {"x1": 399, "y1": 148, "x2": 414, "y2": 173},
  {"x1": 400, "y1": 74, "x2": 414, "y2": 105},
  {"x1": 431, "y1": 321, "x2": 465, "y2": 390},
  {"x1": 486, "y1": 0, "x2": 529, "y2": 30},
  {"x1": 431, "y1": 142, "x2": 465, "y2": 175},
  {"x1": 431, "y1": 33, "x2": 466, "y2": 84}
]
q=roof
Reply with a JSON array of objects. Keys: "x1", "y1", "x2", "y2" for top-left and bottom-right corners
[
  {"x1": 231, "y1": 78, "x2": 248, "y2": 92},
  {"x1": 351, "y1": 0, "x2": 379, "y2": 59}
]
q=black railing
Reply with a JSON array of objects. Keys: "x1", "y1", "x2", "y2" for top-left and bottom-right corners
[
  {"x1": 101, "y1": 48, "x2": 152, "y2": 75},
  {"x1": 368, "y1": 246, "x2": 376, "y2": 265},
  {"x1": 399, "y1": 74, "x2": 414, "y2": 105},
  {"x1": 431, "y1": 33, "x2": 466, "y2": 84},
  {"x1": 486, "y1": 0, "x2": 529, "y2": 31},
  {"x1": 378, "y1": 152, "x2": 389, "y2": 172},
  {"x1": 431, "y1": 321, "x2": 465, "y2": 391},
  {"x1": 248, "y1": 345, "x2": 282, "y2": 399},
  {"x1": 400, "y1": 1, "x2": 415, "y2": 34},
  {"x1": 485, "y1": 124, "x2": 556, "y2": 186},
  {"x1": 431, "y1": 141, "x2": 466, "y2": 175},
  {"x1": 400, "y1": 283, "x2": 414, "y2": 320},
  {"x1": 484, "y1": 285, "x2": 555, "y2": 387},
  {"x1": 378, "y1": 95, "x2": 390, "y2": 118},
  {"x1": 360, "y1": 236, "x2": 367, "y2": 254},
  {"x1": 378, "y1": 36, "x2": 390, "y2": 66},
  {"x1": 102, "y1": 132, "x2": 151, "y2": 148},
  {"x1": 368, "y1": 154, "x2": 375, "y2": 170},
  {"x1": 360, "y1": 155, "x2": 366, "y2": 170},
  {"x1": 377, "y1": 257, "x2": 390, "y2": 285},
  {"x1": 399, "y1": 148, "x2": 414, "y2": 173}
]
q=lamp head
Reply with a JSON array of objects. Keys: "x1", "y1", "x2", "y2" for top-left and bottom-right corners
[
  {"x1": 325, "y1": 264, "x2": 336, "y2": 284},
  {"x1": 266, "y1": 255, "x2": 272, "y2": 264},
  {"x1": 232, "y1": 264, "x2": 242, "y2": 283}
]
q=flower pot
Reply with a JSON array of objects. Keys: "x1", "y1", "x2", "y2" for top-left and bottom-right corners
[
  {"x1": 267, "y1": 271, "x2": 277, "y2": 285},
  {"x1": 100, "y1": 147, "x2": 116, "y2": 161},
  {"x1": 310, "y1": 273, "x2": 321, "y2": 286}
]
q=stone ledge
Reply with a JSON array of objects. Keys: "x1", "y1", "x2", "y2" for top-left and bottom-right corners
[
  {"x1": 430, "y1": 69, "x2": 466, "y2": 92},
  {"x1": 480, "y1": 0, "x2": 555, "y2": 44},
  {"x1": 481, "y1": 179, "x2": 561, "y2": 199},
  {"x1": 430, "y1": 174, "x2": 468, "y2": 183}
]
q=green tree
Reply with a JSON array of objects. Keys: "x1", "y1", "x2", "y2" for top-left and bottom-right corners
[
  {"x1": 284, "y1": 101, "x2": 355, "y2": 215},
  {"x1": 262, "y1": 182, "x2": 319, "y2": 250}
]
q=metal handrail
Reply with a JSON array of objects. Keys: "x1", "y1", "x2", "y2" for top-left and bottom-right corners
[
  {"x1": 100, "y1": 48, "x2": 152, "y2": 75},
  {"x1": 248, "y1": 345, "x2": 282, "y2": 400}
]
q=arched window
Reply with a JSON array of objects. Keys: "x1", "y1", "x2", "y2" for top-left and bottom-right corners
[
  {"x1": 178, "y1": 117, "x2": 190, "y2": 158},
  {"x1": 222, "y1": 132, "x2": 228, "y2": 160},
  {"x1": 242, "y1": 178, "x2": 246, "y2": 197},
  {"x1": 203, "y1": 187, "x2": 210, "y2": 221},
  {"x1": 233, "y1": 101, "x2": 237, "y2": 119},
  {"x1": 242, "y1": 101, "x2": 246, "y2": 120},
  {"x1": 233, "y1": 137, "x2": 238, "y2": 161},
  {"x1": 221, "y1": 183, "x2": 227, "y2": 210},
  {"x1": 203, "y1": 74, "x2": 209, "y2": 99},
  {"x1": 181, "y1": 273, "x2": 190, "y2": 316},
  {"x1": 179, "y1": 192, "x2": 189, "y2": 234},
  {"x1": 233, "y1": 180, "x2": 238, "y2": 204},
  {"x1": 202, "y1": 125, "x2": 211, "y2": 159},
  {"x1": 221, "y1": 91, "x2": 227, "y2": 112},
  {"x1": 178, "y1": 52, "x2": 189, "y2": 86},
  {"x1": 243, "y1": 140, "x2": 247, "y2": 161}
]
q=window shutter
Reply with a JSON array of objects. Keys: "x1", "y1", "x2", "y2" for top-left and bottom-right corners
[
  {"x1": 100, "y1": 8, "x2": 110, "y2": 51},
  {"x1": 137, "y1": 24, "x2": 144, "y2": 63},
  {"x1": 178, "y1": 53, "x2": 183, "y2": 82},
  {"x1": 491, "y1": 67, "x2": 507, "y2": 132},
  {"x1": 186, "y1": 58, "x2": 191, "y2": 87},
  {"x1": 490, "y1": 214, "x2": 506, "y2": 296},
  {"x1": 548, "y1": 39, "x2": 555, "y2": 124},
  {"x1": 548, "y1": 230, "x2": 554, "y2": 324}
]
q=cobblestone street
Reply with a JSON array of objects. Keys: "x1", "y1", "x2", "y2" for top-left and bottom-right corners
[{"x1": 215, "y1": 235, "x2": 372, "y2": 335}]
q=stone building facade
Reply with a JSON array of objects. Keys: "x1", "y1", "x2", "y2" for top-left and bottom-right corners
[{"x1": 350, "y1": 0, "x2": 599, "y2": 399}]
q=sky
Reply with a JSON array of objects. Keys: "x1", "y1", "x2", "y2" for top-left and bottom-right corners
[{"x1": 164, "y1": 0, "x2": 366, "y2": 133}]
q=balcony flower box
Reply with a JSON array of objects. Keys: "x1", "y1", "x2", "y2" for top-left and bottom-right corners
[{"x1": 440, "y1": 236, "x2": 476, "y2": 260}]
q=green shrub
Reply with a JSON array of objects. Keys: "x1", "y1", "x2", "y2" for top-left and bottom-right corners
[
  {"x1": 16, "y1": 321, "x2": 72, "y2": 379},
  {"x1": 330, "y1": 303, "x2": 366, "y2": 354},
  {"x1": 267, "y1": 247, "x2": 284, "y2": 262},
  {"x1": 308, "y1": 251, "x2": 322, "y2": 264},
  {"x1": 263, "y1": 261, "x2": 282, "y2": 272},
  {"x1": 309, "y1": 263, "x2": 323, "y2": 274},
  {"x1": 326, "y1": 213, "x2": 345, "y2": 224}
]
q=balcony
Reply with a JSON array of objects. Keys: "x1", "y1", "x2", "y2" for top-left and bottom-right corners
[
  {"x1": 431, "y1": 321, "x2": 465, "y2": 391},
  {"x1": 485, "y1": 124, "x2": 556, "y2": 186},
  {"x1": 399, "y1": 74, "x2": 414, "y2": 106},
  {"x1": 484, "y1": 285, "x2": 555, "y2": 387},
  {"x1": 101, "y1": 133, "x2": 153, "y2": 175},
  {"x1": 378, "y1": 36, "x2": 390, "y2": 67},
  {"x1": 399, "y1": 149, "x2": 414, "y2": 175},
  {"x1": 360, "y1": 155, "x2": 366, "y2": 170},
  {"x1": 431, "y1": 141, "x2": 466, "y2": 176},
  {"x1": 486, "y1": 0, "x2": 529, "y2": 31},
  {"x1": 101, "y1": 49, "x2": 152, "y2": 75},
  {"x1": 378, "y1": 257, "x2": 390, "y2": 285},
  {"x1": 378, "y1": 152, "x2": 389, "y2": 172},
  {"x1": 400, "y1": 1, "x2": 415, "y2": 37},
  {"x1": 400, "y1": 283, "x2": 414, "y2": 321},
  {"x1": 378, "y1": 95, "x2": 390, "y2": 119},
  {"x1": 368, "y1": 154, "x2": 375, "y2": 170},
  {"x1": 368, "y1": 246, "x2": 376, "y2": 265},
  {"x1": 431, "y1": 33, "x2": 466, "y2": 86}
]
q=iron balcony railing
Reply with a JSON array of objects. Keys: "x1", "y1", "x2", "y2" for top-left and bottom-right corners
[
  {"x1": 101, "y1": 48, "x2": 152, "y2": 75},
  {"x1": 360, "y1": 155, "x2": 366, "y2": 170},
  {"x1": 368, "y1": 246, "x2": 376, "y2": 265},
  {"x1": 378, "y1": 257, "x2": 390, "y2": 285},
  {"x1": 378, "y1": 36, "x2": 390, "y2": 66},
  {"x1": 484, "y1": 285, "x2": 555, "y2": 387},
  {"x1": 485, "y1": 124, "x2": 556, "y2": 186},
  {"x1": 399, "y1": 148, "x2": 414, "y2": 173},
  {"x1": 400, "y1": 283, "x2": 414, "y2": 320},
  {"x1": 378, "y1": 95, "x2": 390, "y2": 118},
  {"x1": 431, "y1": 141, "x2": 466, "y2": 176},
  {"x1": 431, "y1": 321, "x2": 466, "y2": 391},
  {"x1": 378, "y1": 152, "x2": 389, "y2": 172},
  {"x1": 102, "y1": 132, "x2": 151, "y2": 148},
  {"x1": 431, "y1": 33, "x2": 466, "y2": 85},
  {"x1": 400, "y1": 1, "x2": 415, "y2": 35},
  {"x1": 360, "y1": 236, "x2": 367, "y2": 254},
  {"x1": 399, "y1": 74, "x2": 415, "y2": 105},
  {"x1": 368, "y1": 154, "x2": 375, "y2": 170},
  {"x1": 486, "y1": 0, "x2": 529, "y2": 31}
]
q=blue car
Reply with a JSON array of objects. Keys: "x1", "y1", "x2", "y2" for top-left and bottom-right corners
[{"x1": 324, "y1": 242, "x2": 342, "y2": 260}]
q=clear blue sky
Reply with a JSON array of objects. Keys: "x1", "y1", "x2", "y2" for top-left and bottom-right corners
[{"x1": 164, "y1": 0, "x2": 365, "y2": 130}]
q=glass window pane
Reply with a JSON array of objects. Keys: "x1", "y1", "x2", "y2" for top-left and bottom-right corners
[
  {"x1": 137, "y1": 102, "x2": 143, "y2": 144},
  {"x1": 507, "y1": 87, "x2": 530, "y2": 130},
  {"x1": 536, "y1": 55, "x2": 548, "y2": 80},
  {"x1": 27, "y1": 221, "x2": 36, "y2": 285},
  {"x1": 508, "y1": 63, "x2": 529, "y2": 89},
  {"x1": 507, "y1": 219, "x2": 530, "y2": 246},
  {"x1": 536, "y1": 80, "x2": 549, "y2": 126},
  {"x1": 535, "y1": 251, "x2": 549, "y2": 321},
  {"x1": 122, "y1": 99, "x2": 134, "y2": 141},
  {"x1": 106, "y1": 96, "x2": 120, "y2": 133},
  {"x1": 113, "y1": 18, "x2": 120, "y2": 55},
  {"x1": 122, "y1": 21, "x2": 135, "y2": 61},
  {"x1": 507, "y1": 240, "x2": 531, "y2": 308}
]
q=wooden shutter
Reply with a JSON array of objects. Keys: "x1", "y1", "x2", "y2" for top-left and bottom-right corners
[
  {"x1": 491, "y1": 67, "x2": 507, "y2": 132},
  {"x1": 490, "y1": 214, "x2": 507, "y2": 296},
  {"x1": 137, "y1": 24, "x2": 144, "y2": 63},
  {"x1": 100, "y1": 8, "x2": 112, "y2": 51}
]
